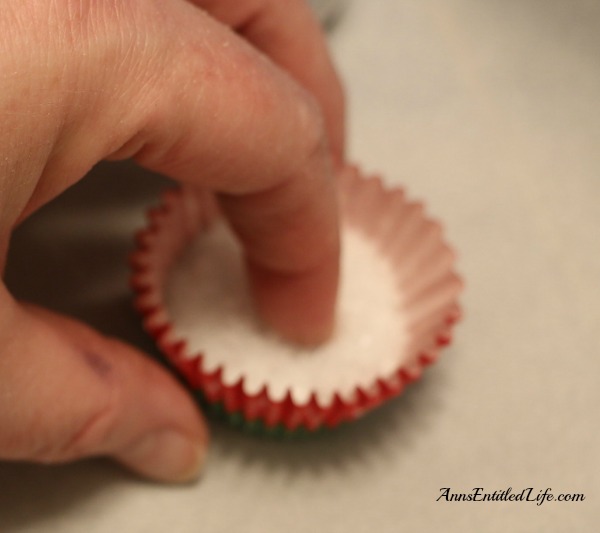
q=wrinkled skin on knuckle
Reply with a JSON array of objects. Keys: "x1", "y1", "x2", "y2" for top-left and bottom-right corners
[
  {"x1": 2, "y1": 0, "x2": 172, "y2": 140},
  {"x1": 59, "y1": 409, "x2": 120, "y2": 463},
  {"x1": 0, "y1": 0, "x2": 171, "y2": 223},
  {"x1": 27, "y1": 394, "x2": 118, "y2": 464},
  {"x1": 0, "y1": 359, "x2": 120, "y2": 464},
  {"x1": 291, "y1": 88, "x2": 330, "y2": 168}
]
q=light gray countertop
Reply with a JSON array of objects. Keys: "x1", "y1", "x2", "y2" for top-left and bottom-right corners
[{"x1": 2, "y1": 1, "x2": 599, "y2": 531}]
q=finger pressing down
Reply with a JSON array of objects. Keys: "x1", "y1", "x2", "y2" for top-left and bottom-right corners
[
  {"x1": 121, "y1": 0, "x2": 342, "y2": 344},
  {"x1": 33, "y1": 0, "x2": 341, "y2": 345}
]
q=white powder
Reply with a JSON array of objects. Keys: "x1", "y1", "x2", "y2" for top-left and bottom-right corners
[{"x1": 166, "y1": 221, "x2": 408, "y2": 407}]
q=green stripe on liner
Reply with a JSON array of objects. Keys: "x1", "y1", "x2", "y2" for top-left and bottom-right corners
[
  {"x1": 193, "y1": 390, "x2": 330, "y2": 438},
  {"x1": 162, "y1": 357, "x2": 337, "y2": 437}
]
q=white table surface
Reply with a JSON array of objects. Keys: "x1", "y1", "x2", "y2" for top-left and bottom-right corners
[{"x1": 2, "y1": 1, "x2": 599, "y2": 531}]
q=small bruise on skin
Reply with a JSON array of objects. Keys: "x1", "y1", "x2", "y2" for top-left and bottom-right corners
[{"x1": 82, "y1": 350, "x2": 113, "y2": 379}]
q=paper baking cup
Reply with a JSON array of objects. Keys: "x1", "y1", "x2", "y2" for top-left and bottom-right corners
[{"x1": 130, "y1": 167, "x2": 462, "y2": 434}]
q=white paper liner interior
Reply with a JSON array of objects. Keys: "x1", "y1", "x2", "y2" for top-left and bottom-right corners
[{"x1": 165, "y1": 220, "x2": 409, "y2": 407}]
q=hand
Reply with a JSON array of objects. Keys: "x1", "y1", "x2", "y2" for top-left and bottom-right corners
[{"x1": 0, "y1": 0, "x2": 344, "y2": 483}]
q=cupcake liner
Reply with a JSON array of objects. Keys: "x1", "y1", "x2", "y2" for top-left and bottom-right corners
[{"x1": 130, "y1": 167, "x2": 463, "y2": 433}]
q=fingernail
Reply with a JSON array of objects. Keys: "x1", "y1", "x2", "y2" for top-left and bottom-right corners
[{"x1": 118, "y1": 430, "x2": 206, "y2": 483}]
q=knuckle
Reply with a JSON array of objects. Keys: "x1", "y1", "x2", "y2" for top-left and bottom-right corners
[
  {"x1": 33, "y1": 391, "x2": 119, "y2": 464},
  {"x1": 0, "y1": 386, "x2": 118, "y2": 465},
  {"x1": 295, "y1": 90, "x2": 328, "y2": 155}
]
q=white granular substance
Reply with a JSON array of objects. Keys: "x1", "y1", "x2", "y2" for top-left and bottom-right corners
[{"x1": 166, "y1": 222, "x2": 408, "y2": 406}]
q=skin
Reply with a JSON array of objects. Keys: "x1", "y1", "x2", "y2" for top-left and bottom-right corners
[{"x1": 0, "y1": 0, "x2": 345, "y2": 483}]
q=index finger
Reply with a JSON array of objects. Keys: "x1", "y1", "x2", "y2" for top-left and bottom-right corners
[
  {"x1": 105, "y1": 1, "x2": 341, "y2": 344},
  {"x1": 6, "y1": 0, "x2": 340, "y2": 345}
]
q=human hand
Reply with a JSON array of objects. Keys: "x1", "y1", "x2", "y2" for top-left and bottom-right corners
[{"x1": 0, "y1": 0, "x2": 344, "y2": 483}]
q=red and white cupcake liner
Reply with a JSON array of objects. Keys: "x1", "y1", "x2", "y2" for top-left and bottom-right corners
[{"x1": 130, "y1": 167, "x2": 463, "y2": 432}]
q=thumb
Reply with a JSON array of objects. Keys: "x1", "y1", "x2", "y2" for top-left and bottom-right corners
[{"x1": 0, "y1": 289, "x2": 208, "y2": 483}]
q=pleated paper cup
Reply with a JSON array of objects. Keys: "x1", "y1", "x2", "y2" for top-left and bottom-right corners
[{"x1": 130, "y1": 167, "x2": 463, "y2": 434}]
